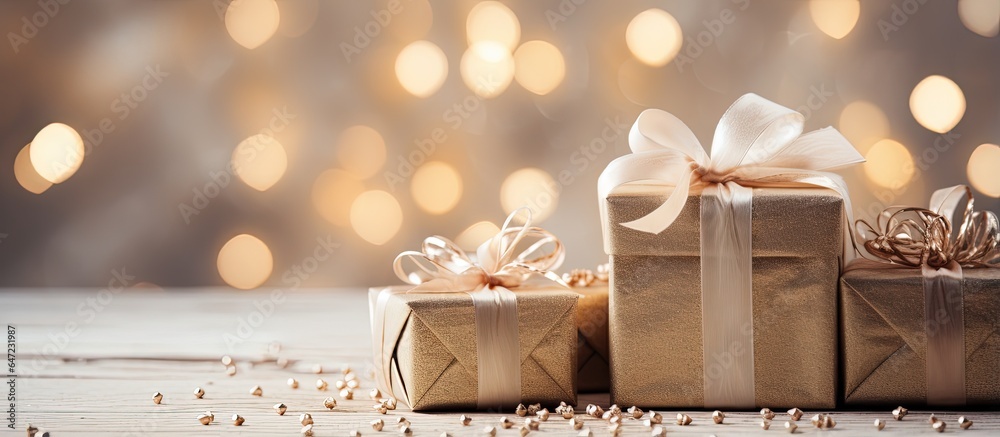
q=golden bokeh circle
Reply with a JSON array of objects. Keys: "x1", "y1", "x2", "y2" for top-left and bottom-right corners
[
  {"x1": 350, "y1": 190, "x2": 403, "y2": 245},
  {"x1": 863, "y1": 139, "x2": 915, "y2": 189},
  {"x1": 217, "y1": 234, "x2": 274, "y2": 290},
  {"x1": 411, "y1": 161, "x2": 463, "y2": 215},
  {"x1": 625, "y1": 9, "x2": 683, "y2": 67},
  {"x1": 909, "y1": 75, "x2": 966, "y2": 134},
  {"x1": 514, "y1": 41, "x2": 566, "y2": 96},
  {"x1": 967, "y1": 143, "x2": 1000, "y2": 197},
  {"x1": 500, "y1": 168, "x2": 559, "y2": 223}
]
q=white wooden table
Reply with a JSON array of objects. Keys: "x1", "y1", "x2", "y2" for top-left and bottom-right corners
[{"x1": 0, "y1": 288, "x2": 996, "y2": 435}]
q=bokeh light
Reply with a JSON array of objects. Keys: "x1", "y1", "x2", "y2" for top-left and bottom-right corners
[
  {"x1": 14, "y1": 144, "x2": 52, "y2": 194},
  {"x1": 460, "y1": 41, "x2": 515, "y2": 98},
  {"x1": 217, "y1": 234, "x2": 273, "y2": 290},
  {"x1": 29, "y1": 122, "x2": 85, "y2": 184},
  {"x1": 350, "y1": 190, "x2": 403, "y2": 245},
  {"x1": 395, "y1": 41, "x2": 449, "y2": 98},
  {"x1": 864, "y1": 139, "x2": 915, "y2": 189},
  {"x1": 909, "y1": 75, "x2": 966, "y2": 133},
  {"x1": 454, "y1": 221, "x2": 501, "y2": 251},
  {"x1": 500, "y1": 168, "x2": 559, "y2": 223},
  {"x1": 838, "y1": 100, "x2": 890, "y2": 154},
  {"x1": 311, "y1": 169, "x2": 365, "y2": 227},
  {"x1": 225, "y1": 0, "x2": 281, "y2": 49},
  {"x1": 809, "y1": 0, "x2": 861, "y2": 39},
  {"x1": 411, "y1": 161, "x2": 463, "y2": 214},
  {"x1": 958, "y1": 0, "x2": 1000, "y2": 37},
  {"x1": 232, "y1": 134, "x2": 288, "y2": 191},
  {"x1": 625, "y1": 9, "x2": 683, "y2": 67},
  {"x1": 513, "y1": 41, "x2": 566, "y2": 96},
  {"x1": 967, "y1": 143, "x2": 1000, "y2": 197},
  {"x1": 336, "y1": 125, "x2": 386, "y2": 179},
  {"x1": 466, "y1": 1, "x2": 521, "y2": 51}
]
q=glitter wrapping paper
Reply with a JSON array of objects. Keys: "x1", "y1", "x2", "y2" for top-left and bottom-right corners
[
  {"x1": 369, "y1": 286, "x2": 578, "y2": 411},
  {"x1": 574, "y1": 282, "x2": 610, "y2": 392},
  {"x1": 841, "y1": 268, "x2": 1000, "y2": 406},
  {"x1": 603, "y1": 183, "x2": 842, "y2": 408}
]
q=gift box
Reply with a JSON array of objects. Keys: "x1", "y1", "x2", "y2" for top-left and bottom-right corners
[
  {"x1": 598, "y1": 94, "x2": 863, "y2": 408},
  {"x1": 563, "y1": 267, "x2": 611, "y2": 393},
  {"x1": 841, "y1": 185, "x2": 1000, "y2": 406},
  {"x1": 369, "y1": 209, "x2": 578, "y2": 411}
]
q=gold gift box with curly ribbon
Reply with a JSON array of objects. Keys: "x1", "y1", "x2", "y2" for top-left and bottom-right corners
[
  {"x1": 369, "y1": 209, "x2": 578, "y2": 411},
  {"x1": 842, "y1": 185, "x2": 1000, "y2": 406},
  {"x1": 562, "y1": 265, "x2": 611, "y2": 393},
  {"x1": 598, "y1": 94, "x2": 864, "y2": 408}
]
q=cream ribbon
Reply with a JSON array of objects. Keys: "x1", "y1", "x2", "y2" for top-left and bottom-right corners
[
  {"x1": 598, "y1": 93, "x2": 864, "y2": 408},
  {"x1": 371, "y1": 208, "x2": 566, "y2": 409},
  {"x1": 854, "y1": 185, "x2": 999, "y2": 405}
]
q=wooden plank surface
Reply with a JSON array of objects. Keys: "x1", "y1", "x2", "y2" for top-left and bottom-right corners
[{"x1": 0, "y1": 288, "x2": 997, "y2": 436}]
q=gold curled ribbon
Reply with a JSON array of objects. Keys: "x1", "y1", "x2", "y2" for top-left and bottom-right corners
[
  {"x1": 373, "y1": 207, "x2": 567, "y2": 410},
  {"x1": 853, "y1": 185, "x2": 998, "y2": 406},
  {"x1": 856, "y1": 185, "x2": 999, "y2": 268}
]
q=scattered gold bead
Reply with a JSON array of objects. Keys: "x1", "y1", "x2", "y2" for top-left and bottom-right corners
[
  {"x1": 713, "y1": 410, "x2": 725, "y2": 424},
  {"x1": 221, "y1": 355, "x2": 233, "y2": 366},
  {"x1": 300, "y1": 413, "x2": 313, "y2": 426},
  {"x1": 570, "y1": 417, "x2": 584, "y2": 430},
  {"x1": 484, "y1": 425, "x2": 497, "y2": 436},
  {"x1": 577, "y1": 428, "x2": 593, "y2": 437},
  {"x1": 608, "y1": 404, "x2": 622, "y2": 416},
  {"x1": 26, "y1": 424, "x2": 38, "y2": 437},
  {"x1": 383, "y1": 397, "x2": 397, "y2": 410},
  {"x1": 761, "y1": 419, "x2": 771, "y2": 430},
  {"x1": 537, "y1": 408, "x2": 550, "y2": 421},
  {"x1": 585, "y1": 404, "x2": 603, "y2": 418},
  {"x1": 369, "y1": 388, "x2": 382, "y2": 400},
  {"x1": 650, "y1": 425, "x2": 666, "y2": 437},
  {"x1": 893, "y1": 406, "x2": 908, "y2": 420},
  {"x1": 232, "y1": 414, "x2": 245, "y2": 426},
  {"x1": 152, "y1": 392, "x2": 163, "y2": 404},
  {"x1": 349, "y1": 431, "x2": 361, "y2": 437},
  {"x1": 787, "y1": 407, "x2": 803, "y2": 421},
  {"x1": 373, "y1": 403, "x2": 388, "y2": 414},
  {"x1": 345, "y1": 372, "x2": 358, "y2": 381},
  {"x1": 516, "y1": 403, "x2": 528, "y2": 417},
  {"x1": 316, "y1": 379, "x2": 329, "y2": 391},
  {"x1": 277, "y1": 357, "x2": 290, "y2": 368},
  {"x1": 628, "y1": 406, "x2": 644, "y2": 419},
  {"x1": 785, "y1": 421, "x2": 798, "y2": 433},
  {"x1": 810, "y1": 414, "x2": 825, "y2": 428},
  {"x1": 288, "y1": 378, "x2": 299, "y2": 389},
  {"x1": 528, "y1": 403, "x2": 542, "y2": 416},
  {"x1": 341, "y1": 364, "x2": 353, "y2": 374},
  {"x1": 194, "y1": 387, "x2": 205, "y2": 399},
  {"x1": 249, "y1": 385, "x2": 262, "y2": 396},
  {"x1": 301, "y1": 424, "x2": 314, "y2": 436},
  {"x1": 225, "y1": 365, "x2": 237, "y2": 376},
  {"x1": 500, "y1": 416, "x2": 514, "y2": 429},
  {"x1": 371, "y1": 419, "x2": 385, "y2": 431},
  {"x1": 399, "y1": 425, "x2": 412, "y2": 435},
  {"x1": 519, "y1": 426, "x2": 530, "y2": 436},
  {"x1": 525, "y1": 418, "x2": 540, "y2": 430},
  {"x1": 676, "y1": 413, "x2": 692, "y2": 426},
  {"x1": 562, "y1": 405, "x2": 575, "y2": 419},
  {"x1": 274, "y1": 403, "x2": 287, "y2": 415},
  {"x1": 340, "y1": 388, "x2": 354, "y2": 400},
  {"x1": 761, "y1": 408, "x2": 776, "y2": 420},
  {"x1": 875, "y1": 418, "x2": 886, "y2": 431},
  {"x1": 347, "y1": 379, "x2": 361, "y2": 389},
  {"x1": 313, "y1": 364, "x2": 324, "y2": 374},
  {"x1": 197, "y1": 414, "x2": 212, "y2": 425},
  {"x1": 335, "y1": 380, "x2": 348, "y2": 390},
  {"x1": 609, "y1": 415, "x2": 622, "y2": 425},
  {"x1": 822, "y1": 415, "x2": 836, "y2": 429},
  {"x1": 396, "y1": 417, "x2": 410, "y2": 426},
  {"x1": 928, "y1": 414, "x2": 938, "y2": 424},
  {"x1": 648, "y1": 411, "x2": 663, "y2": 424},
  {"x1": 323, "y1": 396, "x2": 337, "y2": 410},
  {"x1": 460, "y1": 415, "x2": 472, "y2": 426},
  {"x1": 601, "y1": 411, "x2": 613, "y2": 420},
  {"x1": 933, "y1": 421, "x2": 946, "y2": 433},
  {"x1": 959, "y1": 416, "x2": 973, "y2": 430},
  {"x1": 608, "y1": 422, "x2": 622, "y2": 437}
]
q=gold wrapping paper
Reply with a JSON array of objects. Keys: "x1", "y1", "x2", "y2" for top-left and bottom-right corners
[
  {"x1": 574, "y1": 282, "x2": 610, "y2": 392},
  {"x1": 841, "y1": 267, "x2": 1000, "y2": 406},
  {"x1": 369, "y1": 286, "x2": 578, "y2": 411},
  {"x1": 604, "y1": 183, "x2": 842, "y2": 408}
]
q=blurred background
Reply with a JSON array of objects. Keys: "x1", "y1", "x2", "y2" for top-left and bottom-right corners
[{"x1": 0, "y1": 0, "x2": 998, "y2": 289}]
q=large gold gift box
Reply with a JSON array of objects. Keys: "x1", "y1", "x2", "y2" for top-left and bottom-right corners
[
  {"x1": 574, "y1": 281, "x2": 610, "y2": 392},
  {"x1": 841, "y1": 268, "x2": 1000, "y2": 406},
  {"x1": 603, "y1": 183, "x2": 842, "y2": 408},
  {"x1": 369, "y1": 286, "x2": 578, "y2": 411}
]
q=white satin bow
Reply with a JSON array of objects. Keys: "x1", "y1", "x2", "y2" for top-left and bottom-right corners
[{"x1": 598, "y1": 93, "x2": 865, "y2": 235}]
